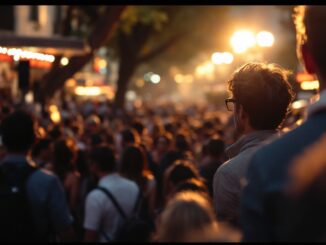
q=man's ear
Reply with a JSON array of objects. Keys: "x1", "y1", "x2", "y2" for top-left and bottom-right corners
[{"x1": 301, "y1": 43, "x2": 317, "y2": 74}]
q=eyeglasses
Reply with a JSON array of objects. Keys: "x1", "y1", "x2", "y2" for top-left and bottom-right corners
[{"x1": 225, "y1": 98, "x2": 236, "y2": 111}]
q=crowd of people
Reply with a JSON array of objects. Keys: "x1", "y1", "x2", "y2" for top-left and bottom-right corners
[{"x1": 1, "y1": 5, "x2": 326, "y2": 242}]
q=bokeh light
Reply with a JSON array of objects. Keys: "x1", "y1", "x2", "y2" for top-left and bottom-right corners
[
  {"x1": 256, "y1": 31, "x2": 275, "y2": 47},
  {"x1": 211, "y1": 52, "x2": 224, "y2": 65},
  {"x1": 150, "y1": 74, "x2": 161, "y2": 84},
  {"x1": 300, "y1": 80, "x2": 319, "y2": 90},
  {"x1": 60, "y1": 57, "x2": 69, "y2": 66},
  {"x1": 230, "y1": 30, "x2": 256, "y2": 54},
  {"x1": 222, "y1": 52, "x2": 234, "y2": 64}
]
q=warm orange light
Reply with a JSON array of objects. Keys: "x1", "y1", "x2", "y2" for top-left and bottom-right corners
[
  {"x1": 0, "y1": 46, "x2": 55, "y2": 62},
  {"x1": 66, "y1": 79, "x2": 77, "y2": 87},
  {"x1": 75, "y1": 86, "x2": 101, "y2": 96},
  {"x1": 300, "y1": 80, "x2": 319, "y2": 90},
  {"x1": 296, "y1": 72, "x2": 316, "y2": 83},
  {"x1": 49, "y1": 105, "x2": 61, "y2": 123}
]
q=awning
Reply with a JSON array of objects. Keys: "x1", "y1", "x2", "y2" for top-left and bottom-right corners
[{"x1": 0, "y1": 32, "x2": 89, "y2": 57}]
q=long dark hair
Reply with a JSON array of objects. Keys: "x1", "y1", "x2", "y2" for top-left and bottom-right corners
[
  {"x1": 119, "y1": 145, "x2": 150, "y2": 191},
  {"x1": 53, "y1": 138, "x2": 77, "y2": 182}
]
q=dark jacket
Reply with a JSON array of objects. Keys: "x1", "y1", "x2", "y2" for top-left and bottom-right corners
[{"x1": 241, "y1": 92, "x2": 326, "y2": 242}]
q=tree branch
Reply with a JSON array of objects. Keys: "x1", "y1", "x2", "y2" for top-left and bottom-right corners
[
  {"x1": 87, "y1": 5, "x2": 127, "y2": 50},
  {"x1": 137, "y1": 32, "x2": 184, "y2": 64},
  {"x1": 41, "y1": 5, "x2": 127, "y2": 98}
]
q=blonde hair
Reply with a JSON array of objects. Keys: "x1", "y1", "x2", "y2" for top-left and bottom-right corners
[
  {"x1": 293, "y1": 5, "x2": 307, "y2": 61},
  {"x1": 293, "y1": 5, "x2": 326, "y2": 78},
  {"x1": 154, "y1": 191, "x2": 218, "y2": 242}
]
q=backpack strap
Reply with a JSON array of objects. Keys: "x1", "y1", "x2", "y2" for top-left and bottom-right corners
[
  {"x1": 96, "y1": 186, "x2": 142, "y2": 218},
  {"x1": 96, "y1": 186, "x2": 127, "y2": 219},
  {"x1": 96, "y1": 186, "x2": 142, "y2": 242}
]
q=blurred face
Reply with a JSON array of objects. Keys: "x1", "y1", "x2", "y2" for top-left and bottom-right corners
[{"x1": 157, "y1": 137, "x2": 169, "y2": 153}]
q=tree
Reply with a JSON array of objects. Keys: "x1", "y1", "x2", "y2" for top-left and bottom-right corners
[
  {"x1": 40, "y1": 6, "x2": 231, "y2": 110},
  {"x1": 39, "y1": 5, "x2": 126, "y2": 102},
  {"x1": 109, "y1": 6, "x2": 231, "y2": 109}
]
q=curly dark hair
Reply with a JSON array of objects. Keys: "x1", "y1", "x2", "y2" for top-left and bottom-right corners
[{"x1": 228, "y1": 62, "x2": 295, "y2": 130}]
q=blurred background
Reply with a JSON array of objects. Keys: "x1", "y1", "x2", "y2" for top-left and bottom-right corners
[{"x1": 0, "y1": 5, "x2": 316, "y2": 113}]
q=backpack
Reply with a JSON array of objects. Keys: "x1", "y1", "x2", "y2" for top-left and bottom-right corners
[
  {"x1": 96, "y1": 186, "x2": 153, "y2": 242},
  {"x1": 0, "y1": 161, "x2": 37, "y2": 242}
]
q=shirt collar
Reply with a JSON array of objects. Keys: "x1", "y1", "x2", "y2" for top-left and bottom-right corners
[
  {"x1": 307, "y1": 90, "x2": 326, "y2": 117},
  {"x1": 98, "y1": 172, "x2": 119, "y2": 186},
  {"x1": 226, "y1": 130, "x2": 278, "y2": 159}
]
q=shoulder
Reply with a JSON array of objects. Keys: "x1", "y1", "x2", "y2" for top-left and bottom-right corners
[
  {"x1": 86, "y1": 188, "x2": 104, "y2": 199},
  {"x1": 26, "y1": 168, "x2": 66, "y2": 198},
  {"x1": 249, "y1": 117, "x2": 326, "y2": 180},
  {"x1": 218, "y1": 151, "x2": 251, "y2": 177},
  {"x1": 214, "y1": 160, "x2": 237, "y2": 185},
  {"x1": 29, "y1": 168, "x2": 59, "y2": 184},
  {"x1": 254, "y1": 117, "x2": 321, "y2": 162},
  {"x1": 108, "y1": 174, "x2": 139, "y2": 193},
  {"x1": 216, "y1": 159, "x2": 233, "y2": 175}
]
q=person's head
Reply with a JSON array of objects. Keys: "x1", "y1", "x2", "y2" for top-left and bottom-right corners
[
  {"x1": 86, "y1": 114, "x2": 101, "y2": 129},
  {"x1": 163, "y1": 159, "x2": 203, "y2": 202},
  {"x1": 294, "y1": 6, "x2": 326, "y2": 88},
  {"x1": 207, "y1": 136, "x2": 225, "y2": 159},
  {"x1": 31, "y1": 138, "x2": 52, "y2": 162},
  {"x1": 227, "y1": 62, "x2": 295, "y2": 134},
  {"x1": 53, "y1": 138, "x2": 77, "y2": 180},
  {"x1": 154, "y1": 132, "x2": 173, "y2": 154},
  {"x1": 89, "y1": 144, "x2": 116, "y2": 176},
  {"x1": 131, "y1": 120, "x2": 145, "y2": 136},
  {"x1": 174, "y1": 178, "x2": 209, "y2": 198},
  {"x1": 119, "y1": 145, "x2": 148, "y2": 185},
  {"x1": 154, "y1": 191, "x2": 218, "y2": 242},
  {"x1": 120, "y1": 128, "x2": 141, "y2": 149},
  {"x1": 0, "y1": 110, "x2": 35, "y2": 154},
  {"x1": 175, "y1": 132, "x2": 190, "y2": 152}
]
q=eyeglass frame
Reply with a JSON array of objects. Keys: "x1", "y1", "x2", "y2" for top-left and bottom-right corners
[{"x1": 225, "y1": 98, "x2": 237, "y2": 111}]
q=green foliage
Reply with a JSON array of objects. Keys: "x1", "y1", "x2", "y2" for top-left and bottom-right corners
[
  {"x1": 119, "y1": 6, "x2": 168, "y2": 34},
  {"x1": 131, "y1": 6, "x2": 231, "y2": 76}
]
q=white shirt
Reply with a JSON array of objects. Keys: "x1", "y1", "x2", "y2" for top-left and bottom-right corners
[{"x1": 84, "y1": 173, "x2": 139, "y2": 242}]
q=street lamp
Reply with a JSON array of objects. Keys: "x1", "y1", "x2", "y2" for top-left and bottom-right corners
[
  {"x1": 256, "y1": 31, "x2": 275, "y2": 47},
  {"x1": 211, "y1": 52, "x2": 234, "y2": 65},
  {"x1": 230, "y1": 30, "x2": 256, "y2": 54},
  {"x1": 230, "y1": 29, "x2": 274, "y2": 54}
]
